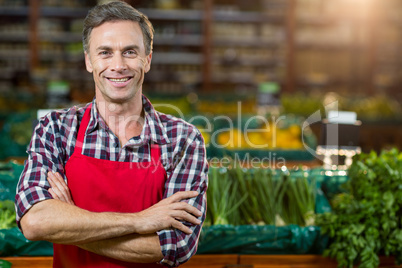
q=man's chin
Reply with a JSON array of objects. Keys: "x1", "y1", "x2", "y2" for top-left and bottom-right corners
[{"x1": 104, "y1": 92, "x2": 140, "y2": 104}]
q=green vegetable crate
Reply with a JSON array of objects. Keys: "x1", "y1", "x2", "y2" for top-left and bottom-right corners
[{"x1": 2, "y1": 149, "x2": 401, "y2": 268}]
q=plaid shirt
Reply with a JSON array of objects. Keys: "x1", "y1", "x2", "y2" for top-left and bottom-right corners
[{"x1": 15, "y1": 95, "x2": 208, "y2": 267}]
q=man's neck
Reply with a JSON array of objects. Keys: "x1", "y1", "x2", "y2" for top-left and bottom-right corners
[{"x1": 95, "y1": 93, "x2": 145, "y2": 146}]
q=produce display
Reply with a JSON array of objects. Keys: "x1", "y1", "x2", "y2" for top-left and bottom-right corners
[
  {"x1": 0, "y1": 162, "x2": 22, "y2": 233},
  {"x1": 216, "y1": 123, "x2": 304, "y2": 150},
  {"x1": 0, "y1": 162, "x2": 53, "y2": 257},
  {"x1": 316, "y1": 148, "x2": 402, "y2": 268},
  {"x1": 205, "y1": 165, "x2": 323, "y2": 227},
  {"x1": 192, "y1": 113, "x2": 317, "y2": 161},
  {"x1": 1, "y1": 148, "x2": 401, "y2": 264},
  {"x1": 198, "y1": 165, "x2": 331, "y2": 255}
]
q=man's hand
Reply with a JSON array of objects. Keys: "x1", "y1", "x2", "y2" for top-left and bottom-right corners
[
  {"x1": 47, "y1": 171, "x2": 74, "y2": 205},
  {"x1": 47, "y1": 172, "x2": 202, "y2": 235},
  {"x1": 133, "y1": 191, "x2": 202, "y2": 235}
]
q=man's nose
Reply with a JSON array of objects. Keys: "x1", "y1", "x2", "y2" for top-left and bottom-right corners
[{"x1": 110, "y1": 54, "x2": 127, "y2": 71}]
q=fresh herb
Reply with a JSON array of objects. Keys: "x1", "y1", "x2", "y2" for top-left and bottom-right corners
[{"x1": 316, "y1": 148, "x2": 402, "y2": 268}]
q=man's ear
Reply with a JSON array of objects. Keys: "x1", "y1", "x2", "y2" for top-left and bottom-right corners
[
  {"x1": 144, "y1": 52, "x2": 152, "y2": 73},
  {"x1": 85, "y1": 52, "x2": 93, "y2": 73}
]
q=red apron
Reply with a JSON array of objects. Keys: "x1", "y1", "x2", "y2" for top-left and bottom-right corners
[{"x1": 53, "y1": 104, "x2": 167, "y2": 268}]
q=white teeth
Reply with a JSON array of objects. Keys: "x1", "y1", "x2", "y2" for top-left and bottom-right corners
[{"x1": 109, "y1": 78, "x2": 129, "y2": 82}]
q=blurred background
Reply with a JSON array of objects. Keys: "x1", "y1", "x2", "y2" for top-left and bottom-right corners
[{"x1": 0, "y1": 0, "x2": 401, "y2": 161}]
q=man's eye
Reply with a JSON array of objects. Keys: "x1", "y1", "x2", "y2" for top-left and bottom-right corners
[
  {"x1": 125, "y1": 50, "x2": 137, "y2": 56},
  {"x1": 99, "y1": 51, "x2": 110, "y2": 56}
]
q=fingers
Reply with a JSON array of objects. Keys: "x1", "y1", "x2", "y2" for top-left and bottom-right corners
[
  {"x1": 159, "y1": 191, "x2": 199, "y2": 206},
  {"x1": 169, "y1": 191, "x2": 200, "y2": 202},
  {"x1": 167, "y1": 206, "x2": 201, "y2": 234},
  {"x1": 47, "y1": 172, "x2": 74, "y2": 205},
  {"x1": 160, "y1": 191, "x2": 202, "y2": 226},
  {"x1": 158, "y1": 191, "x2": 202, "y2": 218},
  {"x1": 171, "y1": 202, "x2": 202, "y2": 218},
  {"x1": 170, "y1": 209, "x2": 201, "y2": 226},
  {"x1": 171, "y1": 221, "x2": 193, "y2": 235}
]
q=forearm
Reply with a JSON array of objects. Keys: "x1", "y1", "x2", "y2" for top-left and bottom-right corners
[
  {"x1": 78, "y1": 233, "x2": 163, "y2": 263},
  {"x1": 21, "y1": 199, "x2": 136, "y2": 245}
]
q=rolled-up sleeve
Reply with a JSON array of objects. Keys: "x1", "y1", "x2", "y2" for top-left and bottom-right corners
[
  {"x1": 15, "y1": 116, "x2": 65, "y2": 227},
  {"x1": 158, "y1": 132, "x2": 208, "y2": 267}
]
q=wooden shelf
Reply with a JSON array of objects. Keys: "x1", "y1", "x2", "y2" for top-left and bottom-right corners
[
  {"x1": 0, "y1": 6, "x2": 29, "y2": 16},
  {"x1": 39, "y1": 32, "x2": 82, "y2": 43},
  {"x1": 154, "y1": 34, "x2": 203, "y2": 46},
  {"x1": 138, "y1": 8, "x2": 203, "y2": 21},
  {"x1": 131, "y1": 9, "x2": 285, "y2": 23},
  {"x1": 296, "y1": 43, "x2": 364, "y2": 51},
  {"x1": 0, "y1": 33, "x2": 29, "y2": 42},
  {"x1": 213, "y1": 38, "x2": 281, "y2": 48},
  {"x1": 39, "y1": 52, "x2": 83, "y2": 62},
  {"x1": 40, "y1": 7, "x2": 89, "y2": 18},
  {"x1": 3, "y1": 255, "x2": 401, "y2": 268},
  {"x1": 213, "y1": 10, "x2": 284, "y2": 23},
  {"x1": 0, "y1": 50, "x2": 29, "y2": 59},
  {"x1": 213, "y1": 58, "x2": 279, "y2": 67},
  {"x1": 152, "y1": 52, "x2": 203, "y2": 64},
  {"x1": 1, "y1": 257, "x2": 52, "y2": 268}
]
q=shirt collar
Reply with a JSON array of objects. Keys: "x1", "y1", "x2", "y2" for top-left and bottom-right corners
[
  {"x1": 86, "y1": 98, "x2": 107, "y2": 135},
  {"x1": 85, "y1": 95, "x2": 170, "y2": 145},
  {"x1": 142, "y1": 94, "x2": 171, "y2": 145}
]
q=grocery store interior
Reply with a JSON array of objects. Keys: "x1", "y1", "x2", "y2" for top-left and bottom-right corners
[{"x1": 1, "y1": 0, "x2": 402, "y2": 267}]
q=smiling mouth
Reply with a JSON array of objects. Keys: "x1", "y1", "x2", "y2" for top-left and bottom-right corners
[{"x1": 107, "y1": 77, "x2": 131, "y2": 83}]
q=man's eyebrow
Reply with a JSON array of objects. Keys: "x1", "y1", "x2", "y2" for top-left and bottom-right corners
[
  {"x1": 96, "y1": 46, "x2": 112, "y2": 51},
  {"x1": 122, "y1": 45, "x2": 140, "y2": 51},
  {"x1": 96, "y1": 45, "x2": 140, "y2": 51}
]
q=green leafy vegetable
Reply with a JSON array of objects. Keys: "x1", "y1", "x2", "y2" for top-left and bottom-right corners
[
  {"x1": 205, "y1": 162, "x2": 317, "y2": 227},
  {"x1": 316, "y1": 148, "x2": 402, "y2": 268},
  {"x1": 0, "y1": 200, "x2": 17, "y2": 229}
]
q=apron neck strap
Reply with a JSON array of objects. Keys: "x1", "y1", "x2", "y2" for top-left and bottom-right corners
[
  {"x1": 150, "y1": 143, "x2": 161, "y2": 164},
  {"x1": 75, "y1": 103, "x2": 92, "y2": 154}
]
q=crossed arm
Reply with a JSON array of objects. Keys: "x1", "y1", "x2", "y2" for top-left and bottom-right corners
[{"x1": 20, "y1": 172, "x2": 202, "y2": 264}]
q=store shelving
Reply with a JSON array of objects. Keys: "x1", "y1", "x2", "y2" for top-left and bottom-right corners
[
  {"x1": 1, "y1": 0, "x2": 402, "y2": 106},
  {"x1": 132, "y1": 2, "x2": 207, "y2": 93},
  {"x1": 209, "y1": 0, "x2": 289, "y2": 93},
  {"x1": 0, "y1": 0, "x2": 290, "y2": 99},
  {"x1": 368, "y1": 0, "x2": 402, "y2": 98},
  {"x1": 0, "y1": 2, "x2": 31, "y2": 101},
  {"x1": 291, "y1": 0, "x2": 402, "y2": 101}
]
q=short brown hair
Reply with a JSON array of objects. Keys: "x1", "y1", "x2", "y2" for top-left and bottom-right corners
[{"x1": 82, "y1": 1, "x2": 154, "y2": 55}]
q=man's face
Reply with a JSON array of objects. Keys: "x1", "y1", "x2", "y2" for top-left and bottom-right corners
[{"x1": 85, "y1": 20, "x2": 152, "y2": 104}]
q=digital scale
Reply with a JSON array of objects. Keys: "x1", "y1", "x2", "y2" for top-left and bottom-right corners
[{"x1": 316, "y1": 111, "x2": 362, "y2": 170}]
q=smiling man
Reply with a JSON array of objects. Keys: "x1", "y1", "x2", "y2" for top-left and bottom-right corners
[{"x1": 15, "y1": 1, "x2": 208, "y2": 267}]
